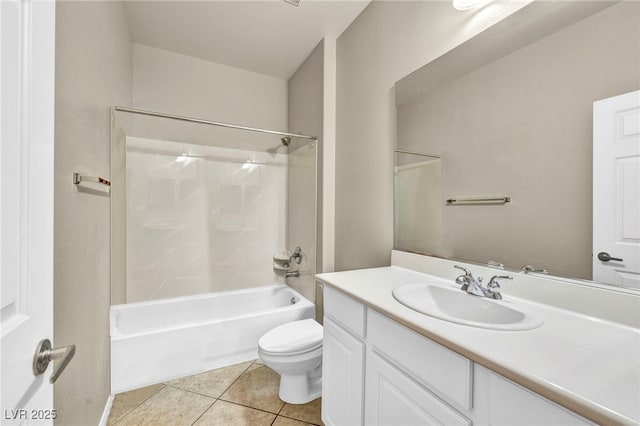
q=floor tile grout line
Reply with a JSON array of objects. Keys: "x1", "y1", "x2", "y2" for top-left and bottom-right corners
[
  {"x1": 109, "y1": 384, "x2": 167, "y2": 425},
  {"x1": 164, "y1": 383, "x2": 222, "y2": 400},
  {"x1": 273, "y1": 414, "x2": 320, "y2": 426},
  {"x1": 271, "y1": 396, "x2": 288, "y2": 426},
  {"x1": 113, "y1": 361, "x2": 275, "y2": 425},
  {"x1": 189, "y1": 398, "x2": 218, "y2": 426},
  {"x1": 217, "y1": 361, "x2": 258, "y2": 400},
  {"x1": 218, "y1": 397, "x2": 284, "y2": 416},
  {"x1": 113, "y1": 386, "x2": 217, "y2": 426},
  {"x1": 276, "y1": 397, "x2": 286, "y2": 416},
  {"x1": 277, "y1": 412, "x2": 323, "y2": 426},
  {"x1": 163, "y1": 360, "x2": 255, "y2": 401},
  {"x1": 274, "y1": 402, "x2": 324, "y2": 426}
]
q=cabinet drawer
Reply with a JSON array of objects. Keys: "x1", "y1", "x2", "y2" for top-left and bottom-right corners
[
  {"x1": 324, "y1": 285, "x2": 366, "y2": 337},
  {"x1": 367, "y1": 309, "x2": 473, "y2": 410},
  {"x1": 365, "y1": 350, "x2": 471, "y2": 426}
]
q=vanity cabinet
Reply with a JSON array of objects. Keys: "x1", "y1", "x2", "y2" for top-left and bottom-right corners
[{"x1": 322, "y1": 286, "x2": 593, "y2": 426}]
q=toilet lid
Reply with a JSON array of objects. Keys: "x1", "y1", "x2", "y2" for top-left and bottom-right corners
[{"x1": 259, "y1": 319, "x2": 323, "y2": 354}]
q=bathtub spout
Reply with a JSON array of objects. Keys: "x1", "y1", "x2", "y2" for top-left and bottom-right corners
[{"x1": 285, "y1": 271, "x2": 300, "y2": 278}]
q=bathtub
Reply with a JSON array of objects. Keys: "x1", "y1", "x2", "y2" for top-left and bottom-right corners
[{"x1": 110, "y1": 285, "x2": 315, "y2": 393}]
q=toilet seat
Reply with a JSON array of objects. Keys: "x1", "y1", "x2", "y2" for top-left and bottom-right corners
[{"x1": 258, "y1": 319, "x2": 323, "y2": 355}]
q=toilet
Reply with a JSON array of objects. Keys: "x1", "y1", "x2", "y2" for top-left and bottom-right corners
[{"x1": 258, "y1": 319, "x2": 323, "y2": 404}]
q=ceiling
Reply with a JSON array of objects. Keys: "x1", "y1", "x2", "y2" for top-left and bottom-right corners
[{"x1": 123, "y1": 0, "x2": 370, "y2": 80}]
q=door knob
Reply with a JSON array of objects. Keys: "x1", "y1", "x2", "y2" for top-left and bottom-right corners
[
  {"x1": 33, "y1": 339, "x2": 76, "y2": 383},
  {"x1": 597, "y1": 252, "x2": 623, "y2": 262}
]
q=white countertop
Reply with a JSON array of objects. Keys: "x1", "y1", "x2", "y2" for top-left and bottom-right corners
[{"x1": 316, "y1": 265, "x2": 640, "y2": 425}]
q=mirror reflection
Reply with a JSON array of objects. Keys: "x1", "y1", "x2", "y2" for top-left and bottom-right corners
[{"x1": 394, "y1": 1, "x2": 639, "y2": 290}]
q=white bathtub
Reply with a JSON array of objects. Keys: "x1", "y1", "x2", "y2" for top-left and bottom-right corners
[{"x1": 110, "y1": 285, "x2": 315, "y2": 393}]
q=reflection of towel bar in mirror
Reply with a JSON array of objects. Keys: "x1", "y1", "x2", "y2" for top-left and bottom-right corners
[
  {"x1": 394, "y1": 149, "x2": 440, "y2": 159},
  {"x1": 446, "y1": 196, "x2": 510, "y2": 205},
  {"x1": 73, "y1": 172, "x2": 111, "y2": 193}
]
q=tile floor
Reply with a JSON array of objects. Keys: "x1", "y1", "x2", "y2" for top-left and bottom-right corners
[{"x1": 107, "y1": 360, "x2": 323, "y2": 426}]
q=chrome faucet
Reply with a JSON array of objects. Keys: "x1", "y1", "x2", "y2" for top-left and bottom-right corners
[
  {"x1": 454, "y1": 265, "x2": 512, "y2": 299},
  {"x1": 284, "y1": 270, "x2": 300, "y2": 278},
  {"x1": 454, "y1": 265, "x2": 485, "y2": 297}
]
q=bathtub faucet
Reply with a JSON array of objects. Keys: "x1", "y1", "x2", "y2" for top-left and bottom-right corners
[{"x1": 284, "y1": 271, "x2": 300, "y2": 278}]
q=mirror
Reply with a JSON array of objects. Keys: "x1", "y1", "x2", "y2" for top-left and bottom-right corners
[{"x1": 394, "y1": 1, "x2": 639, "y2": 291}]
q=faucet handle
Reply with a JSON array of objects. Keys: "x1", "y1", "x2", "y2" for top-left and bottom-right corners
[
  {"x1": 291, "y1": 247, "x2": 304, "y2": 264},
  {"x1": 454, "y1": 265, "x2": 471, "y2": 275},
  {"x1": 487, "y1": 260, "x2": 505, "y2": 269},
  {"x1": 520, "y1": 265, "x2": 548, "y2": 274},
  {"x1": 488, "y1": 275, "x2": 513, "y2": 288},
  {"x1": 486, "y1": 275, "x2": 512, "y2": 300}
]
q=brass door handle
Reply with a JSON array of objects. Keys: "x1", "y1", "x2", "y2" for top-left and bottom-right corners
[{"x1": 33, "y1": 339, "x2": 76, "y2": 383}]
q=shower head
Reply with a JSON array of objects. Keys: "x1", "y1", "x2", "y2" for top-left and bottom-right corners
[{"x1": 281, "y1": 136, "x2": 292, "y2": 146}]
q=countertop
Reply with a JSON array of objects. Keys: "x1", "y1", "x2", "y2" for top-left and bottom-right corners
[{"x1": 316, "y1": 266, "x2": 640, "y2": 425}]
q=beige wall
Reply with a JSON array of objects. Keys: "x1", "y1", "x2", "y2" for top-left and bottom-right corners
[
  {"x1": 132, "y1": 43, "x2": 287, "y2": 130},
  {"x1": 54, "y1": 1, "x2": 132, "y2": 424},
  {"x1": 397, "y1": 2, "x2": 640, "y2": 280},
  {"x1": 334, "y1": 1, "x2": 529, "y2": 271},
  {"x1": 287, "y1": 41, "x2": 324, "y2": 305}
]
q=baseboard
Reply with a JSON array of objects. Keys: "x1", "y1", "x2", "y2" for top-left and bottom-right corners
[{"x1": 98, "y1": 394, "x2": 114, "y2": 426}]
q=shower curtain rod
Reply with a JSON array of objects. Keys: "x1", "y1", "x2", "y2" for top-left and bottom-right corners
[{"x1": 113, "y1": 106, "x2": 317, "y2": 140}]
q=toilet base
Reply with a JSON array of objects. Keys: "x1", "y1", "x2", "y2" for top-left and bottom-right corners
[{"x1": 278, "y1": 364, "x2": 322, "y2": 404}]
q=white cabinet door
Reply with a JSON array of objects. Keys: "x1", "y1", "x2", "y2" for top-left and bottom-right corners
[
  {"x1": 322, "y1": 317, "x2": 365, "y2": 426},
  {"x1": 365, "y1": 350, "x2": 471, "y2": 426},
  {"x1": 474, "y1": 365, "x2": 593, "y2": 426}
]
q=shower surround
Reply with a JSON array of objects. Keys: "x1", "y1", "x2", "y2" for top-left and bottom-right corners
[{"x1": 126, "y1": 136, "x2": 287, "y2": 303}]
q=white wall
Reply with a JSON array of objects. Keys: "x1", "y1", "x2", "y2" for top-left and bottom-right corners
[
  {"x1": 334, "y1": 1, "x2": 529, "y2": 271},
  {"x1": 132, "y1": 43, "x2": 287, "y2": 130},
  {"x1": 54, "y1": 2, "x2": 132, "y2": 424}
]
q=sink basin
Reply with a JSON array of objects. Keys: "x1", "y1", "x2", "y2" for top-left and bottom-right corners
[{"x1": 393, "y1": 283, "x2": 543, "y2": 331}]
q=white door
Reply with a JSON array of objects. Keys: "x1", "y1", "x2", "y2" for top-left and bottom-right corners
[
  {"x1": 1, "y1": 1, "x2": 56, "y2": 424},
  {"x1": 593, "y1": 90, "x2": 640, "y2": 289}
]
